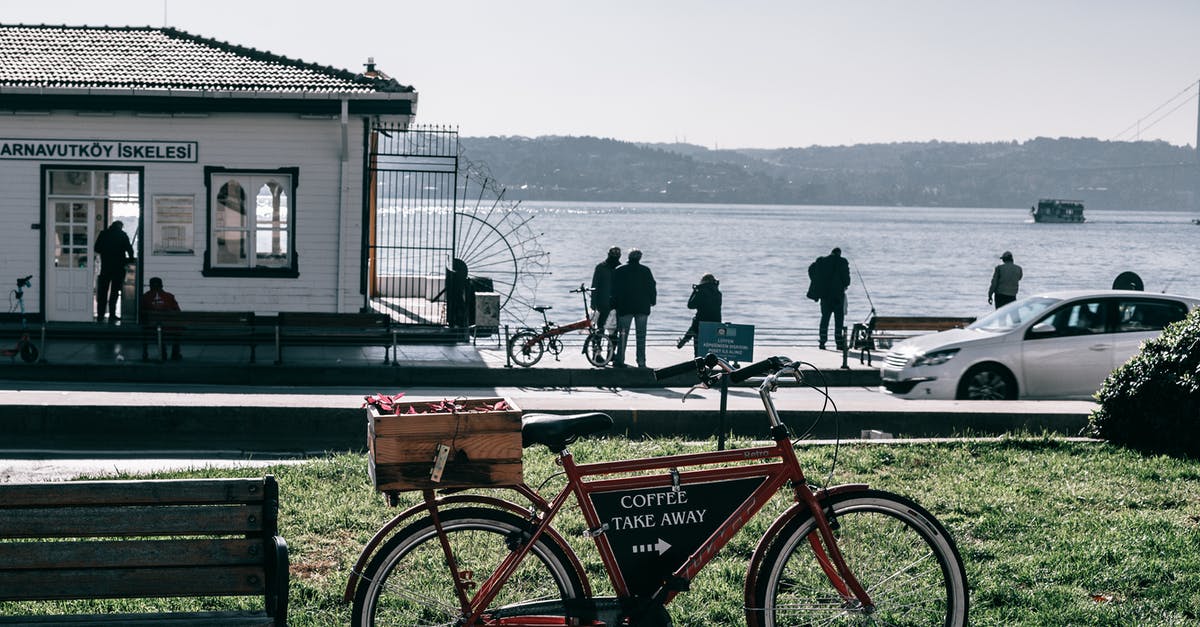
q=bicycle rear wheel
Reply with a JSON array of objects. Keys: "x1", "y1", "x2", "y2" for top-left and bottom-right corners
[
  {"x1": 352, "y1": 506, "x2": 585, "y2": 626},
  {"x1": 583, "y1": 331, "x2": 613, "y2": 368},
  {"x1": 507, "y1": 329, "x2": 545, "y2": 368},
  {"x1": 749, "y1": 489, "x2": 968, "y2": 627}
]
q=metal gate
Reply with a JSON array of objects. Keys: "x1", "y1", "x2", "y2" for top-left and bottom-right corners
[{"x1": 365, "y1": 124, "x2": 460, "y2": 327}]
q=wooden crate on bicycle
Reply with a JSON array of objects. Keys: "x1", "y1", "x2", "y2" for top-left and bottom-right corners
[{"x1": 366, "y1": 396, "x2": 523, "y2": 492}]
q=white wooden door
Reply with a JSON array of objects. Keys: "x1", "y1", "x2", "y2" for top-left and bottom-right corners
[{"x1": 46, "y1": 199, "x2": 97, "y2": 322}]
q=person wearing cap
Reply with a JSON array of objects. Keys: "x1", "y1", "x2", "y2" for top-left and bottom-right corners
[
  {"x1": 988, "y1": 251, "x2": 1023, "y2": 309},
  {"x1": 677, "y1": 273, "x2": 722, "y2": 349},
  {"x1": 590, "y1": 246, "x2": 621, "y2": 332}
]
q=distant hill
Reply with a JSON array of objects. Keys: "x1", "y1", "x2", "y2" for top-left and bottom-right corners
[{"x1": 460, "y1": 135, "x2": 1200, "y2": 210}]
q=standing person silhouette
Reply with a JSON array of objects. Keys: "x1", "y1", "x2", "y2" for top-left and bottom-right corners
[
  {"x1": 808, "y1": 247, "x2": 851, "y2": 350},
  {"x1": 677, "y1": 273, "x2": 722, "y2": 349},
  {"x1": 611, "y1": 248, "x2": 656, "y2": 368},
  {"x1": 590, "y1": 246, "x2": 621, "y2": 332},
  {"x1": 93, "y1": 220, "x2": 134, "y2": 323},
  {"x1": 988, "y1": 251, "x2": 1023, "y2": 309}
]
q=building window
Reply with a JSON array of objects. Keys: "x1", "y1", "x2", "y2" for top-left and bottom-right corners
[{"x1": 204, "y1": 167, "x2": 298, "y2": 277}]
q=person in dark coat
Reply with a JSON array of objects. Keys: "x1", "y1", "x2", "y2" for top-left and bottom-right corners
[
  {"x1": 590, "y1": 246, "x2": 621, "y2": 331},
  {"x1": 611, "y1": 248, "x2": 656, "y2": 368},
  {"x1": 93, "y1": 220, "x2": 134, "y2": 323},
  {"x1": 677, "y1": 273, "x2": 722, "y2": 349},
  {"x1": 808, "y1": 247, "x2": 851, "y2": 350}
]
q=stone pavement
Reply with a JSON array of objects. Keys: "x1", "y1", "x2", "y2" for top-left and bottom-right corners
[
  {"x1": 0, "y1": 335, "x2": 1097, "y2": 481},
  {"x1": 0, "y1": 331, "x2": 878, "y2": 387}
]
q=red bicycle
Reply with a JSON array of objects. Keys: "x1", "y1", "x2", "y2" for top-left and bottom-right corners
[
  {"x1": 346, "y1": 354, "x2": 968, "y2": 626},
  {"x1": 507, "y1": 284, "x2": 616, "y2": 368}
]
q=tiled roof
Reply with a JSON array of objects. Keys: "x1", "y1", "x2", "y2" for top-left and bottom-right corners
[{"x1": 0, "y1": 24, "x2": 412, "y2": 94}]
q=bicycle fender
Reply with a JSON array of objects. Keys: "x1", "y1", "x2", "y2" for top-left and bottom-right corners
[
  {"x1": 342, "y1": 492, "x2": 592, "y2": 603},
  {"x1": 742, "y1": 483, "x2": 869, "y2": 624}
]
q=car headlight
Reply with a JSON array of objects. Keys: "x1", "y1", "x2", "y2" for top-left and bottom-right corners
[{"x1": 911, "y1": 348, "x2": 960, "y2": 367}]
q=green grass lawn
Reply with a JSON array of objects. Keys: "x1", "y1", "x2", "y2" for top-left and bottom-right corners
[{"x1": 4, "y1": 436, "x2": 1199, "y2": 625}]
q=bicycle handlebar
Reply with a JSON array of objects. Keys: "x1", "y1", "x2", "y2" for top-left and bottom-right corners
[
  {"x1": 655, "y1": 353, "x2": 794, "y2": 385},
  {"x1": 729, "y1": 356, "x2": 787, "y2": 383},
  {"x1": 653, "y1": 354, "x2": 718, "y2": 381},
  {"x1": 16, "y1": 275, "x2": 31, "y2": 288}
]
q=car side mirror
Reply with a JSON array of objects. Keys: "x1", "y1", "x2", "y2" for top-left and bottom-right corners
[{"x1": 1031, "y1": 322, "x2": 1056, "y2": 335}]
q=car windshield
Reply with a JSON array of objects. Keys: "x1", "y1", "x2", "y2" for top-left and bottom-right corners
[{"x1": 968, "y1": 297, "x2": 1059, "y2": 332}]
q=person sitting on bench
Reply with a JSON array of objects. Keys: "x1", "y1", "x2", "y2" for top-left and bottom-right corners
[{"x1": 141, "y1": 277, "x2": 183, "y2": 361}]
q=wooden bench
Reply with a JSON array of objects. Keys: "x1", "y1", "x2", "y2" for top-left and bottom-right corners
[
  {"x1": 274, "y1": 312, "x2": 395, "y2": 365},
  {"x1": 142, "y1": 310, "x2": 258, "y2": 363},
  {"x1": 851, "y1": 315, "x2": 976, "y2": 366},
  {"x1": 0, "y1": 476, "x2": 288, "y2": 626}
]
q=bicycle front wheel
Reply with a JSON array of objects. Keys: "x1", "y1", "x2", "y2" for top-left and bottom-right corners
[
  {"x1": 507, "y1": 330, "x2": 545, "y2": 368},
  {"x1": 750, "y1": 490, "x2": 968, "y2": 627},
  {"x1": 583, "y1": 331, "x2": 613, "y2": 367},
  {"x1": 352, "y1": 506, "x2": 585, "y2": 626}
]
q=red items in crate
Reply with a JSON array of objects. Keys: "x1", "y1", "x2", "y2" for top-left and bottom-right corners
[{"x1": 363, "y1": 393, "x2": 511, "y2": 416}]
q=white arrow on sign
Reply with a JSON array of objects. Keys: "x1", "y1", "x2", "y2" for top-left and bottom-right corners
[{"x1": 633, "y1": 538, "x2": 672, "y2": 555}]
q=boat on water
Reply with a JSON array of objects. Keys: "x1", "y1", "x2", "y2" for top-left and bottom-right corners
[{"x1": 1031, "y1": 198, "x2": 1085, "y2": 223}]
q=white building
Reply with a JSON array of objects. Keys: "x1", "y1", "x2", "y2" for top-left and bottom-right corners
[{"x1": 0, "y1": 24, "x2": 424, "y2": 324}]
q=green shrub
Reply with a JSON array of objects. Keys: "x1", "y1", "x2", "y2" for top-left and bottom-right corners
[{"x1": 1085, "y1": 307, "x2": 1200, "y2": 457}]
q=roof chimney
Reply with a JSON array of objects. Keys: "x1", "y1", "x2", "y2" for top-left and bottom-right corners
[{"x1": 365, "y1": 57, "x2": 376, "y2": 74}]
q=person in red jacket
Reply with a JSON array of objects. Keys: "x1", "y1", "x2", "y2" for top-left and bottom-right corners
[{"x1": 140, "y1": 277, "x2": 183, "y2": 361}]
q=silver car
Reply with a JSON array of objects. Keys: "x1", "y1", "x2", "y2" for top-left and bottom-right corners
[{"x1": 880, "y1": 290, "x2": 1200, "y2": 400}]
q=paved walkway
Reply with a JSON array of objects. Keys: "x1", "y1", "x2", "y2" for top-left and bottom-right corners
[{"x1": 0, "y1": 334, "x2": 1098, "y2": 482}]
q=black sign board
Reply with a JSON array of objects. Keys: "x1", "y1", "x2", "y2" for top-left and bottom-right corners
[{"x1": 588, "y1": 475, "x2": 767, "y2": 597}]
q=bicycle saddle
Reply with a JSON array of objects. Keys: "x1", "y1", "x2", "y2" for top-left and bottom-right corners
[
  {"x1": 533, "y1": 306, "x2": 553, "y2": 313},
  {"x1": 521, "y1": 412, "x2": 613, "y2": 452}
]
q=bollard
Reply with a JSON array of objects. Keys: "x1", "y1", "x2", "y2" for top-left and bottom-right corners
[
  {"x1": 717, "y1": 373, "x2": 729, "y2": 451},
  {"x1": 840, "y1": 327, "x2": 850, "y2": 370},
  {"x1": 503, "y1": 324, "x2": 513, "y2": 368}
]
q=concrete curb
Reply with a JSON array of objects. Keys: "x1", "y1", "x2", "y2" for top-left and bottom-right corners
[
  {"x1": 0, "y1": 362, "x2": 883, "y2": 388},
  {"x1": 1, "y1": 403, "x2": 1090, "y2": 455}
]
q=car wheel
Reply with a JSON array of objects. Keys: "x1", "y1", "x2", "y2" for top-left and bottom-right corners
[{"x1": 956, "y1": 364, "x2": 1017, "y2": 400}]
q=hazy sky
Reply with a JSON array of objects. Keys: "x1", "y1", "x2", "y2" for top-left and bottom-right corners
[{"x1": 7, "y1": 1, "x2": 1200, "y2": 148}]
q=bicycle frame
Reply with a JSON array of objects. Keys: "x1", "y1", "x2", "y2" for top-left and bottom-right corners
[
  {"x1": 347, "y1": 383, "x2": 875, "y2": 626},
  {"x1": 516, "y1": 285, "x2": 602, "y2": 351}
]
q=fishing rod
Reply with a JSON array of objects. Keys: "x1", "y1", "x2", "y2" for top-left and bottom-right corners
[{"x1": 852, "y1": 260, "x2": 876, "y2": 316}]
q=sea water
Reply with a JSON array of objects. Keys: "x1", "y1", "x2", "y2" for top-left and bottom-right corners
[{"x1": 501, "y1": 202, "x2": 1199, "y2": 340}]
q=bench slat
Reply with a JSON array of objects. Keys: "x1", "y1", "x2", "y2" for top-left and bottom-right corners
[
  {"x1": 0, "y1": 477, "x2": 284, "y2": 626},
  {"x1": 274, "y1": 312, "x2": 394, "y2": 364},
  {"x1": 139, "y1": 312, "x2": 257, "y2": 363},
  {"x1": 278, "y1": 312, "x2": 390, "y2": 328},
  {"x1": 143, "y1": 311, "x2": 255, "y2": 326},
  {"x1": 0, "y1": 478, "x2": 266, "y2": 509},
  {"x1": 0, "y1": 610, "x2": 275, "y2": 625},
  {"x1": 0, "y1": 504, "x2": 263, "y2": 539},
  {"x1": 0, "y1": 565, "x2": 266, "y2": 601},
  {"x1": 0, "y1": 539, "x2": 264, "y2": 570}
]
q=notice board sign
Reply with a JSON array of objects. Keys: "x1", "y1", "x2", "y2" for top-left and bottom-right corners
[
  {"x1": 588, "y1": 475, "x2": 767, "y2": 596},
  {"x1": 697, "y1": 322, "x2": 754, "y2": 362},
  {"x1": 152, "y1": 195, "x2": 195, "y2": 255}
]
